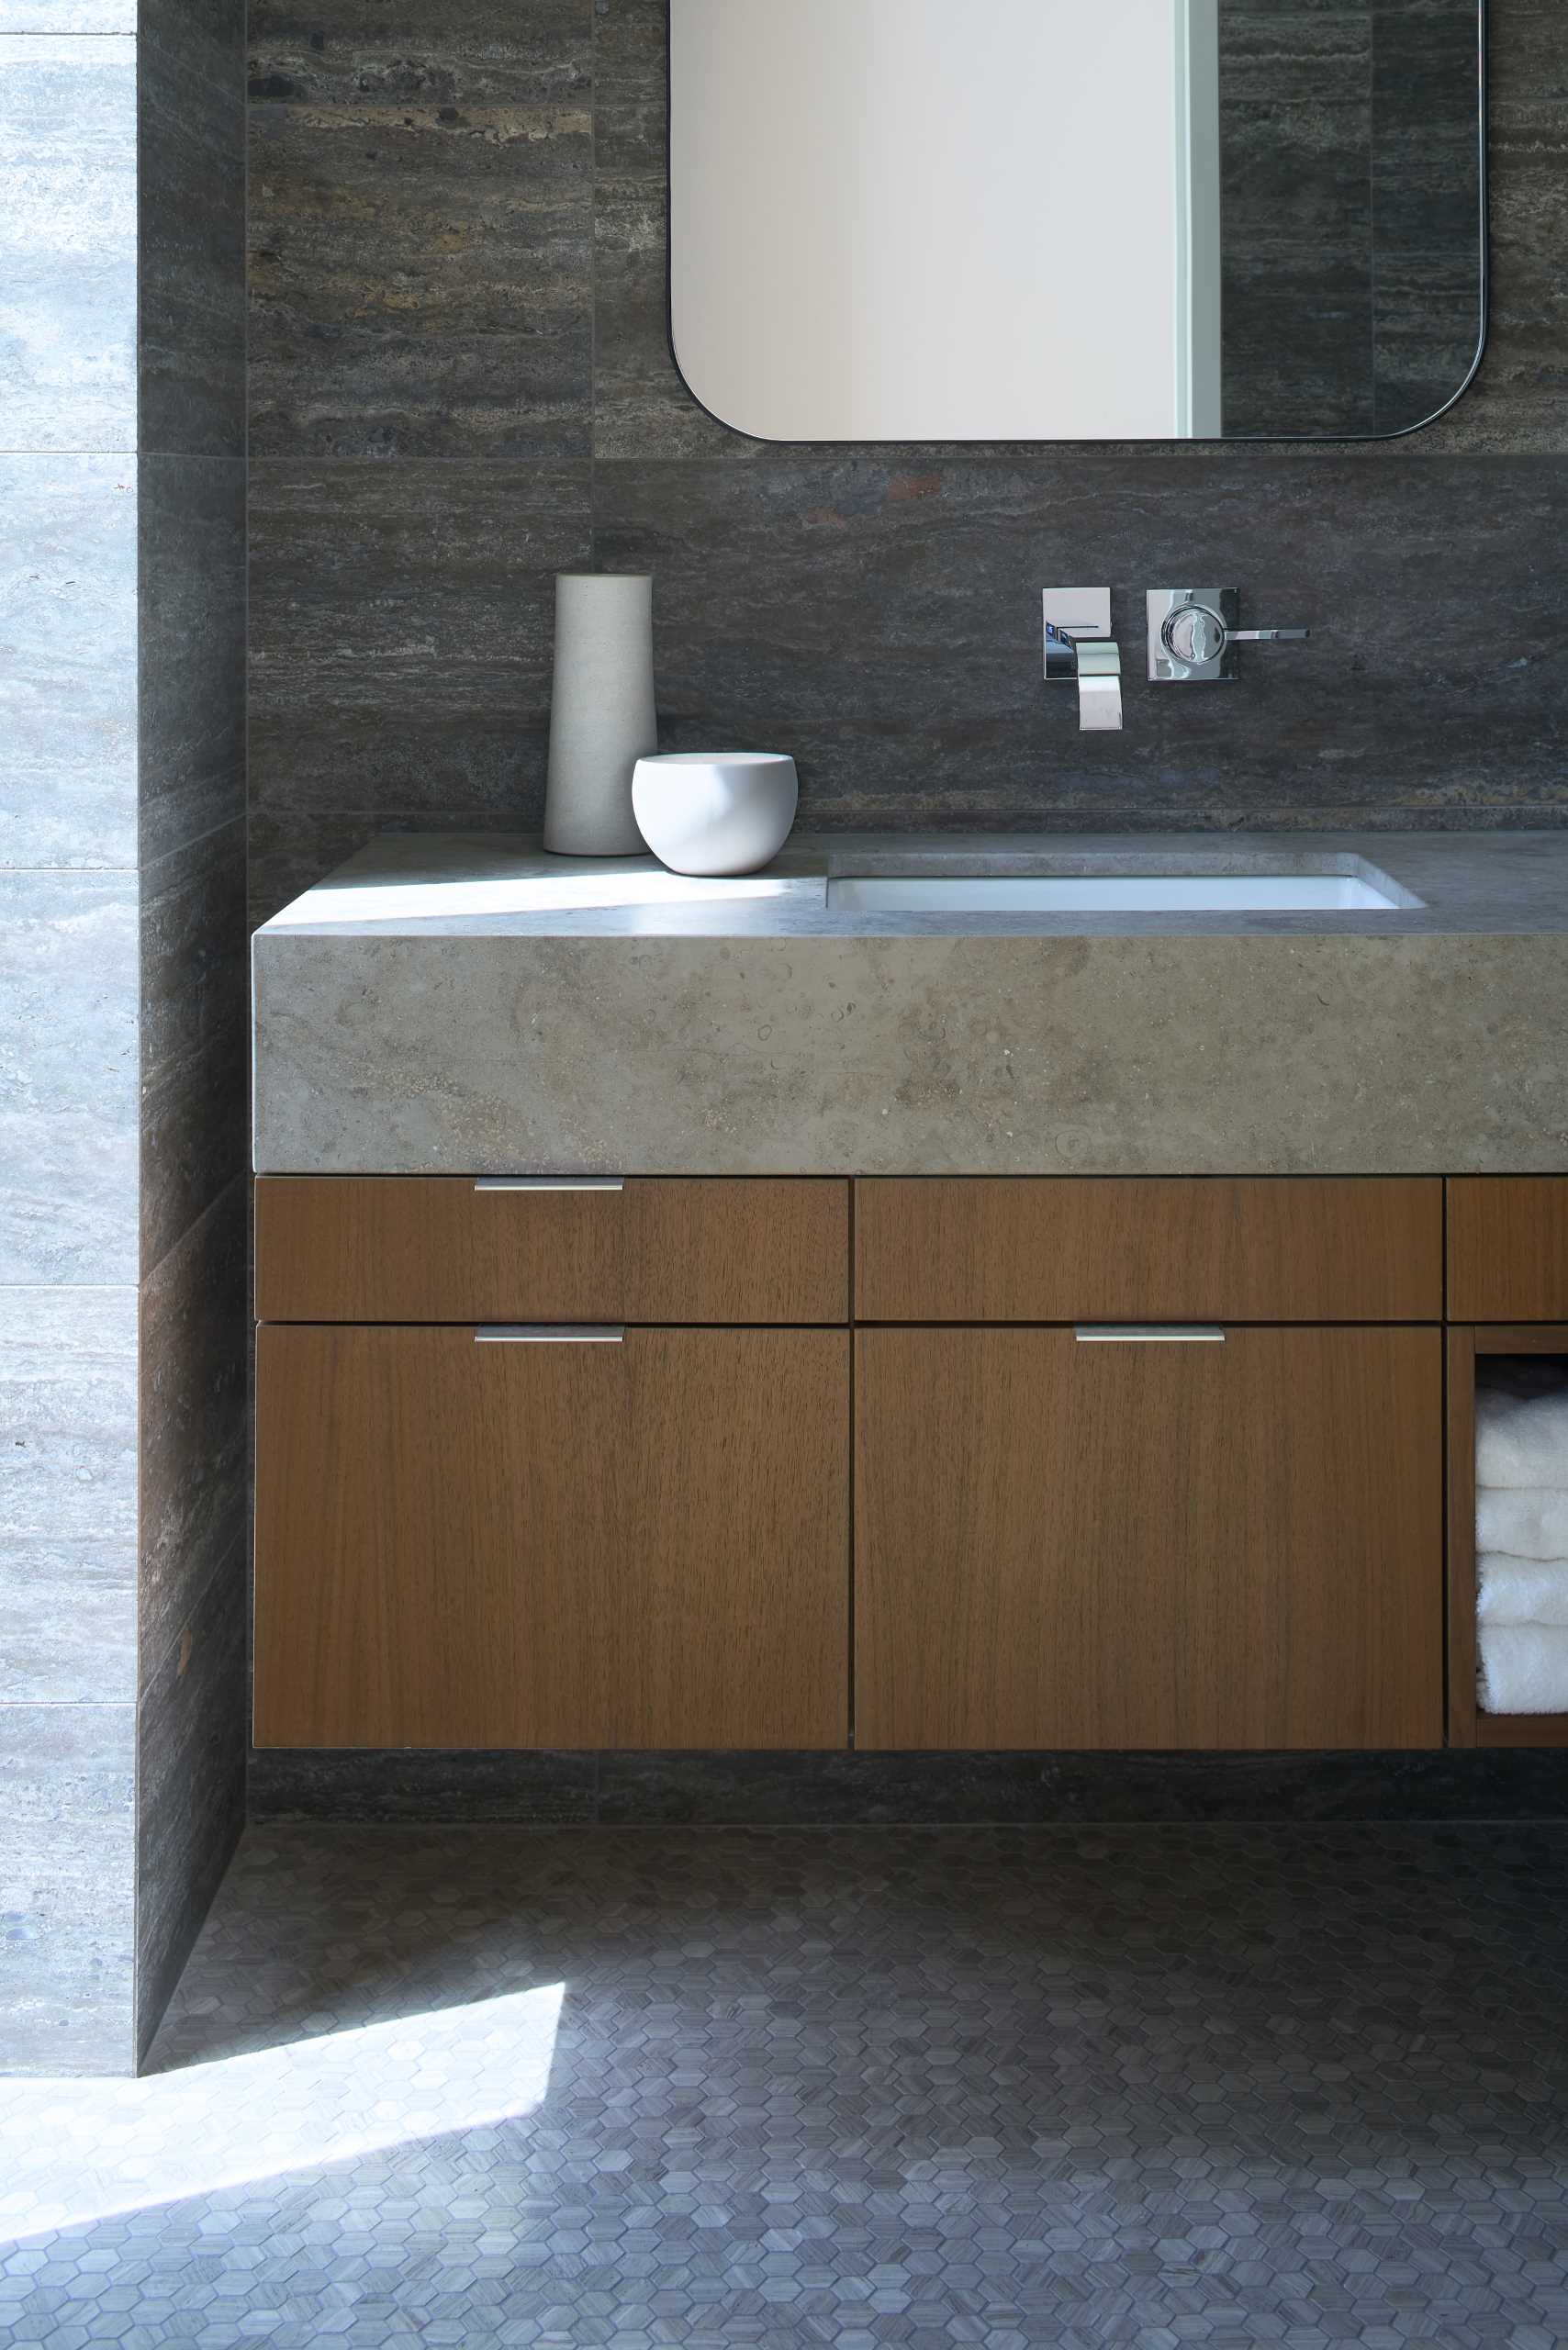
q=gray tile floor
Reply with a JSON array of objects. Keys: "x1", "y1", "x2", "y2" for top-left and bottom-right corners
[{"x1": 5, "y1": 1823, "x2": 1568, "y2": 2347}]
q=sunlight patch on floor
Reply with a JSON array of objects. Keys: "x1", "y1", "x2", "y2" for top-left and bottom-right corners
[{"x1": 0, "y1": 1981, "x2": 564, "y2": 2244}]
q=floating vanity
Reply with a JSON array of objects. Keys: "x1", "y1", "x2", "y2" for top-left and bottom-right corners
[{"x1": 252, "y1": 832, "x2": 1568, "y2": 1760}]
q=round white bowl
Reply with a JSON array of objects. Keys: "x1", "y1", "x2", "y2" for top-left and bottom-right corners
[{"x1": 632, "y1": 752, "x2": 799, "y2": 877}]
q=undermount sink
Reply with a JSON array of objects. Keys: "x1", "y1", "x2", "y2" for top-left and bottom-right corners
[{"x1": 826, "y1": 867, "x2": 1413, "y2": 914}]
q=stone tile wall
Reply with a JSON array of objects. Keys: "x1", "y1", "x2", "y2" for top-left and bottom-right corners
[
  {"x1": 246, "y1": 0, "x2": 1565, "y2": 926},
  {"x1": 0, "y1": 18, "x2": 141, "y2": 2076},
  {"x1": 0, "y1": 0, "x2": 248, "y2": 2075}
]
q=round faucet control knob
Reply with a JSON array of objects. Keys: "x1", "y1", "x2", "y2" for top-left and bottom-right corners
[{"x1": 1161, "y1": 601, "x2": 1228, "y2": 665}]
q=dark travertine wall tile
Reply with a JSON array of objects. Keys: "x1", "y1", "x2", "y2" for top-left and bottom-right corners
[
  {"x1": 592, "y1": 9, "x2": 755, "y2": 476},
  {"x1": 1410, "y1": 0, "x2": 1568, "y2": 453},
  {"x1": 1219, "y1": 7, "x2": 1375, "y2": 438},
  {"x1": 1370, "y1": 0, "x2": 1484, "y2": 433},
  {"x1": 140, "y1": 818, "x2": 246, "y2": 1270},
  {"x1": 135, "y1": 1534, "x2": 246, "y2": 2058},
  {"x1": 591, "y1": 0, "x2": 662, "y2": 181},
  {"x1": 139, "y1": 1179, "x2": 249, "y2": 1676},
  {"x1": 0, "y1": 1703, "x2": 136, "y2": 2075},
  {"x1": 139, "y1": 0, "x2": 247, "y2": 456},
  {"x1": 248, "y1": 459, "x2": 590, "y2": 918},
  {"x1": 139, "y1": 457, "x2": 246, "y2": 867},
  {"x1": 248, "y1": 0, "x2": 592, "y2": 458},
  {"x1": 595, "y1": 453, "x2": 1568, "y2": 832},
  {"x1": 247, "y1": 1747, "x2": 599, "y2": 1823}
]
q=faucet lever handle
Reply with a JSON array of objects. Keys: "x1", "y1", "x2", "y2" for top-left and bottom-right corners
[{"x1": 1147, "y1": 588, "x2": 1310, "y2": 681}]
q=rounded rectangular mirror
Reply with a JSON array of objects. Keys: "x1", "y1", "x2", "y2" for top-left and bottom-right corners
[{"x1": 669, "y1": 0, "x2": 1485, "y2": 442}]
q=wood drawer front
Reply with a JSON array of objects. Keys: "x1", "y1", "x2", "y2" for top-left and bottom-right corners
[
  {"x1": 855, "y1": 1325, "x2": 1443, "y2": 1751},
  {"x1": 1448, "y1": 1179, "x2": 1568, "y2": 1322},
  {"x1": 255, "y1": 1177, "x2": 849, "y2": 1325},
  {"x1": 253, "y1": 1325, "x2": 850, "y2": 1749},
  {"x1": 854, "y1": 1177, "x2": 1442, "y2": 1323}
]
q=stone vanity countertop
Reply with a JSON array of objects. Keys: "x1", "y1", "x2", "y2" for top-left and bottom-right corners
[
  {"x1": 258, "y1": 828, "x2": 1568, "y2": 941},
  {"x1": 253, "y1": 830, "x2": 1568, "y2": 1175}
]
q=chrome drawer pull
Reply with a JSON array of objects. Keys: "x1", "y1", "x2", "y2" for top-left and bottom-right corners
[
  {"x1": 1074, "y1": 1326, "x2": 1226, "y2": 1343},
  {"x1": 474, "y1": 1177, "x2": 623, "y2": 1192},
  {"x1": 475, "y1": 1326, "x2": 625, "y2": 1344}
]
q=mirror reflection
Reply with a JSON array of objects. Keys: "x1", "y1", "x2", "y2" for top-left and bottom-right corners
[{"x1": 669, "y1": 0, "x2": 1484, "y2": 442}]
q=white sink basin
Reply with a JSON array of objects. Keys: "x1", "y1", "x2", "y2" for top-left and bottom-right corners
[{"x1": 827, "y1": 871, "x2": 1409, "y2": 913}]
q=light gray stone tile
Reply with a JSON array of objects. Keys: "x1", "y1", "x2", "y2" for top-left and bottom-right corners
[
  {"x1": 135, "y1": 1535, "x2": 246, "y2": 2060},
  {"x1": 0, "y1": 35, "x2": 136, "y2": 452},
  {"x1": 0, "y1": 3, "x2": 133, "y2": 23},
  {"x1": 0, "y1": 871, "x2": 138, "y2": 1285},
  {"x1": 0, "y1": 455, "x2": 137, "y2": 869},
  {"x1": 0, "y1": 1539, "x2": 135, "y2": 1703},
  {"x1": 0, "y1": 1699, "x2": 135, "y2": 2076},
  {"x1": 138, "y1": 1180, "x2": 248, "y2": 1673},
  {"x1": 0, "y1": 1286, "x2": 137, "y2": 1543}
]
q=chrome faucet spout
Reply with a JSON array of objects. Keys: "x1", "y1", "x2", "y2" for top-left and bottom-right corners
[{"x1": 1042, "y1": 589, "x2": 1123, "y2": 733}]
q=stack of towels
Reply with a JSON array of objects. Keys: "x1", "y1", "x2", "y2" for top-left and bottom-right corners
[{"x1": 1476, "y1": 1375, "x2": 1568, "y2": 1714}]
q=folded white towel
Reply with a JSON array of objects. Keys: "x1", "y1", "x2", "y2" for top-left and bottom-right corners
[
  {"x1": 1475, "y1": 1383, "x2": 1568, "y2": 1489},
  {"x1": 1477, "y1": 1624, "x2": 1568, "y2": 1714},
  {"x1": 1476, "y1": 1487, "x2": 1568, "y2": 1561},
  {"x1": 1477, "y1": 1554, "x2": 1568, "y2": 1626}
]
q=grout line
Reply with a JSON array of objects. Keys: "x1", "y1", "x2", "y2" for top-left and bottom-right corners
[{"x1": 237, "y1": 1812, "x2": 1568, "y2": 1834}]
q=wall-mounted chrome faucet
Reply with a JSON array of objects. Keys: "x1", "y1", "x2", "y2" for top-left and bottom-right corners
[
  {"x1": 1147, "y1": 588, "x2": 1310, "y2": 683},
  {"x1": 1042, "y1": 589, "x2": 1123, "y2": 732}
]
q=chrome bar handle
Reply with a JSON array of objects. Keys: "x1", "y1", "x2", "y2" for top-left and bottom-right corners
[
  {"x1": 1074, "y1": 1326, "x2": 1226, "y2": 1343},
  {"x1": 1229, "y1": 628, "x2": 1309, "y2": 644},
  {"x1": 474, "y1": 1177, "x2": 623, "y2": 1192},
  {"x1": 476, "y1": 1326, "x2": 625, "y2": 1343}
]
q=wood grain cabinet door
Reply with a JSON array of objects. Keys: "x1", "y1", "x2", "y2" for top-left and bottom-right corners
[
  {"x1": 855, "y1": 1326, "x2": 1442, "y2": 1751},
  {"x1": 254, "y1": 1326, "x2": 849, "y2": 1750}
]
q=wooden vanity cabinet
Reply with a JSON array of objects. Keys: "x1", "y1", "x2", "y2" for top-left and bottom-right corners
[
  {"x1": 253, "y1": 1170, "x2": 1453, "y2": 1754},
  {"x1": 1449, "y1": 1180, "x2": 1568, "y2": 1323},
  {"x1": 854, "y1": 1324, "x2": 1444, "y2": 1751},
  {"x1": 253, "y1": 1323, "x2": 849, "y2": 1750},
  {"x1": 252, "y1": 1175, "x2": 852, "y2": 1751}
]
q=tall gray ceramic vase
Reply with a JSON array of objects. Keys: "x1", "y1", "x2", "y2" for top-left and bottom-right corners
[{"x1": 543, "y1": 573, "x2": 657, "y2": 856}]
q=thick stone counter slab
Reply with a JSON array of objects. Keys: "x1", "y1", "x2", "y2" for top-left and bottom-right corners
[{"x1": 253, "y1": 833, "x2": 1568, "y2": 1175}]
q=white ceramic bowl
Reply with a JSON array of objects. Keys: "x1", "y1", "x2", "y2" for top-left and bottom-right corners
[{"x1": 632, "y1": 752, "x2": 799, "y2": 877}]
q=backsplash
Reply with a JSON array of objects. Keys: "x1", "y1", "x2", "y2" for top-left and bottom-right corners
[{"x1": 247, "y1": 0, "x2": 1568, "y2": 925}]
